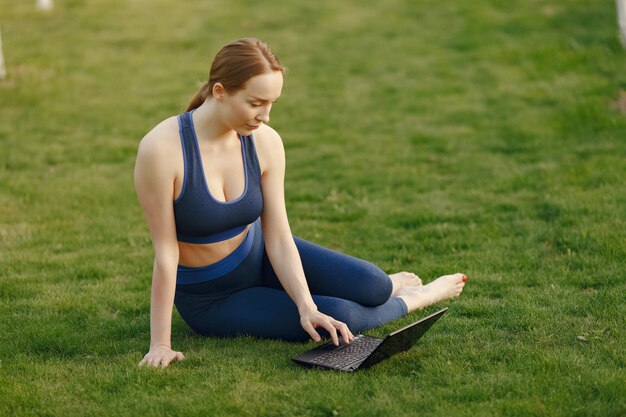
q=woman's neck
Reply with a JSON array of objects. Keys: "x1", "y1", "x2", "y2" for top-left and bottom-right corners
[{"x1": 192, "y1": 99, "x2": 236, "y2": 144}]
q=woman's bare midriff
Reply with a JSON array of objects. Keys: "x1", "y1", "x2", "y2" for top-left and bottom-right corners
[{"x1": 177, "y1": 224, "x2": 252, "y2": 268}]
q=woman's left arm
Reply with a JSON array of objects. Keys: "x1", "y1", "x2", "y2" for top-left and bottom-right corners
[{"x1": 258, "y1": 127, "x2": 353, "y2": 346}]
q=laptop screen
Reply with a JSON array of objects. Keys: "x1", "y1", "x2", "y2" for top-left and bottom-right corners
[{"x1": 359, "y1": 308, "x2": 447, "y2": 369}]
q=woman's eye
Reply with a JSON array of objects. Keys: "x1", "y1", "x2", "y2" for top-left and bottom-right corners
[{"x1": 251, "y1": 103, "x2": 261, "y2": 107}]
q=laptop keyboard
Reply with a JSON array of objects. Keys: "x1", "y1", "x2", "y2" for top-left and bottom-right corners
[{"x1": 309, "y1": 335, "x2": 383, "y2": 369}]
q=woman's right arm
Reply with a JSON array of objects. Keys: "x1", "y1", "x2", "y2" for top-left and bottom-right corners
[{"x1": 133, "y1": 125, "x2": 185, "y2": 368}]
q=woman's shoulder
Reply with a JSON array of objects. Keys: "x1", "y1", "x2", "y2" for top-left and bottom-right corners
[
  {"x1": 137, "y1": 115, "x2": 182, "y2": 160},
  {"x1": 251, "y1": 124, "x2": 284, "y2": 172},
  {"x1": 252, "y1": 123, "x2": 283, "y2": 153}
]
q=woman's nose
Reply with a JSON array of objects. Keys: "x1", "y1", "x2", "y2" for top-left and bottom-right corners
[
  {"x1": 256, "y1": 103, "x2": 272, "y2": 124},
  {"x1": 256, "y1": 113, "x2": 270, "y2": 124}
]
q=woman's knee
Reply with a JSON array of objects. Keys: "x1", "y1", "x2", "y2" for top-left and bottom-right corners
[{"x1": 353, "y1": 260, "x2": 392, "y2": 306}]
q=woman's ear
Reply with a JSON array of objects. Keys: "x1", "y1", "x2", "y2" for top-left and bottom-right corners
[{"x1": 212, "y1": 83, "x2": 225, "y2": 102}]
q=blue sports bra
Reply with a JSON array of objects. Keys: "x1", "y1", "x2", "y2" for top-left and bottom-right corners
[{"x1": 173, "y1": 110, "x2": 263, "y2": 244}]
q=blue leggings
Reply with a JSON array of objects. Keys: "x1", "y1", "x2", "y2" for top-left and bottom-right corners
[{"x1": 174, "y1": 219, "x2": 408, "y2": 342}]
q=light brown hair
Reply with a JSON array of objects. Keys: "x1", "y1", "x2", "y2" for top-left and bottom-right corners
[{"x1": 186, "y1": 38, "x2": 286, "y2": 111}]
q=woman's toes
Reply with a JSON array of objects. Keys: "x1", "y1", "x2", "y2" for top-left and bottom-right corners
[{"x1": 456, "y1": 273, "x2": 468, "y2": 283}]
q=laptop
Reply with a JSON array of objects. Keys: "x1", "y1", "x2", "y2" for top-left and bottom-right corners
[{"x1": 292, "y1": 307, "x2": 448, "y2": 372}]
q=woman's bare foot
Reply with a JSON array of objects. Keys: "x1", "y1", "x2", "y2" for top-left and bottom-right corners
[
  {"x1": 389, "y1": 272, "x2": 423, "y2": 297},
  {"x1": 395, "y1": 273, "x2": 467, "y2": 312}
]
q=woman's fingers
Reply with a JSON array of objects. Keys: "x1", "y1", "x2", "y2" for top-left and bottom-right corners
[
  {"x1": 335, "y1": 320, "x2": 354, "y2": 343},
  {"x1": 320, "y1": 320, "x2": 340, "y2": 346},
  {"x1": 160, "y1": 356, "x2": 172, "y2": 368},
  {"x1": 138, "y1": 355, "x2": 154, "y2": 367},
  {"x1": 319, "y1": 316, "x2": 355, "y2": 346},
  {"x1": 334, "y1": 319, "x2": 354, "y2": 344},
  {"x1": 160, "y1": 351, "x2": 185, "y2": 368},
  {"x1": 301, "y1": 319, "x2": 322, "y2": 342},
  {"x1": 166, "y1": 351, "x2": 186, "y2": 367},
  {"x1": 301, "y1": 311, "x2": 355, "y2": 346},
  {"x1": 138, "y1": 349, "x2": 185, "y2": 368},
  {"x1": 303, "y1": 314, "x2": 339, "y2": 345},
  {"x1": 139, "y1": 358, "x2": 154, "y2": 367}
]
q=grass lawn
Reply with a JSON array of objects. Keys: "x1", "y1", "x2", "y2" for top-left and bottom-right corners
[{"x1": 1, "y1": 0, "x2": 625, "y2": 416}]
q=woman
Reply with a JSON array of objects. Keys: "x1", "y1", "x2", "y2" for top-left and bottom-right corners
[{"x1": 134, "y1": 38, "x2": 467, "y2": 368}]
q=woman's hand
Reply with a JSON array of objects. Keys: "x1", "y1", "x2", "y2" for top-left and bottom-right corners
[
  {"x1": 299, "y1": 307, "x2": 355, "y2": 346},
  {"x1": 138, "y1": 345, "x2": 185, "y2": 368}
]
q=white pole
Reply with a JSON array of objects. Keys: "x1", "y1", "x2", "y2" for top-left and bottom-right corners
[
  {"x1": 36, "y1": 0, "x2": 54, "y2": 11},
  {"x1": 618, "y1": 0, "x2": 626, "y2": 47},
  {"x1": 0, "y1": 26, "x2": 7, "y2": 80}
]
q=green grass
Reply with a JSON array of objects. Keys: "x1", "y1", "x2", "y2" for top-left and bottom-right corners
[{"x1": 1, "y1": 0, "x2": 625, "y2": 415}]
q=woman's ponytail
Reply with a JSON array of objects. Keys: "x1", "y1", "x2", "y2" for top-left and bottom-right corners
[{"x1": 186, "y1": 82, "x2": 211, "y2": 112}]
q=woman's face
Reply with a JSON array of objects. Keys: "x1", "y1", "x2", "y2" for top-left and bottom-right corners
[{"x1": 221, "y1": 71, "x2": 283, "y2": 136}]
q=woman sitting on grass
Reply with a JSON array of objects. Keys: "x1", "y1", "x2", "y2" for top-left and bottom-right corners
[{"x1": 134, "y1": 38, "x2": 468, "y2": 368}]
